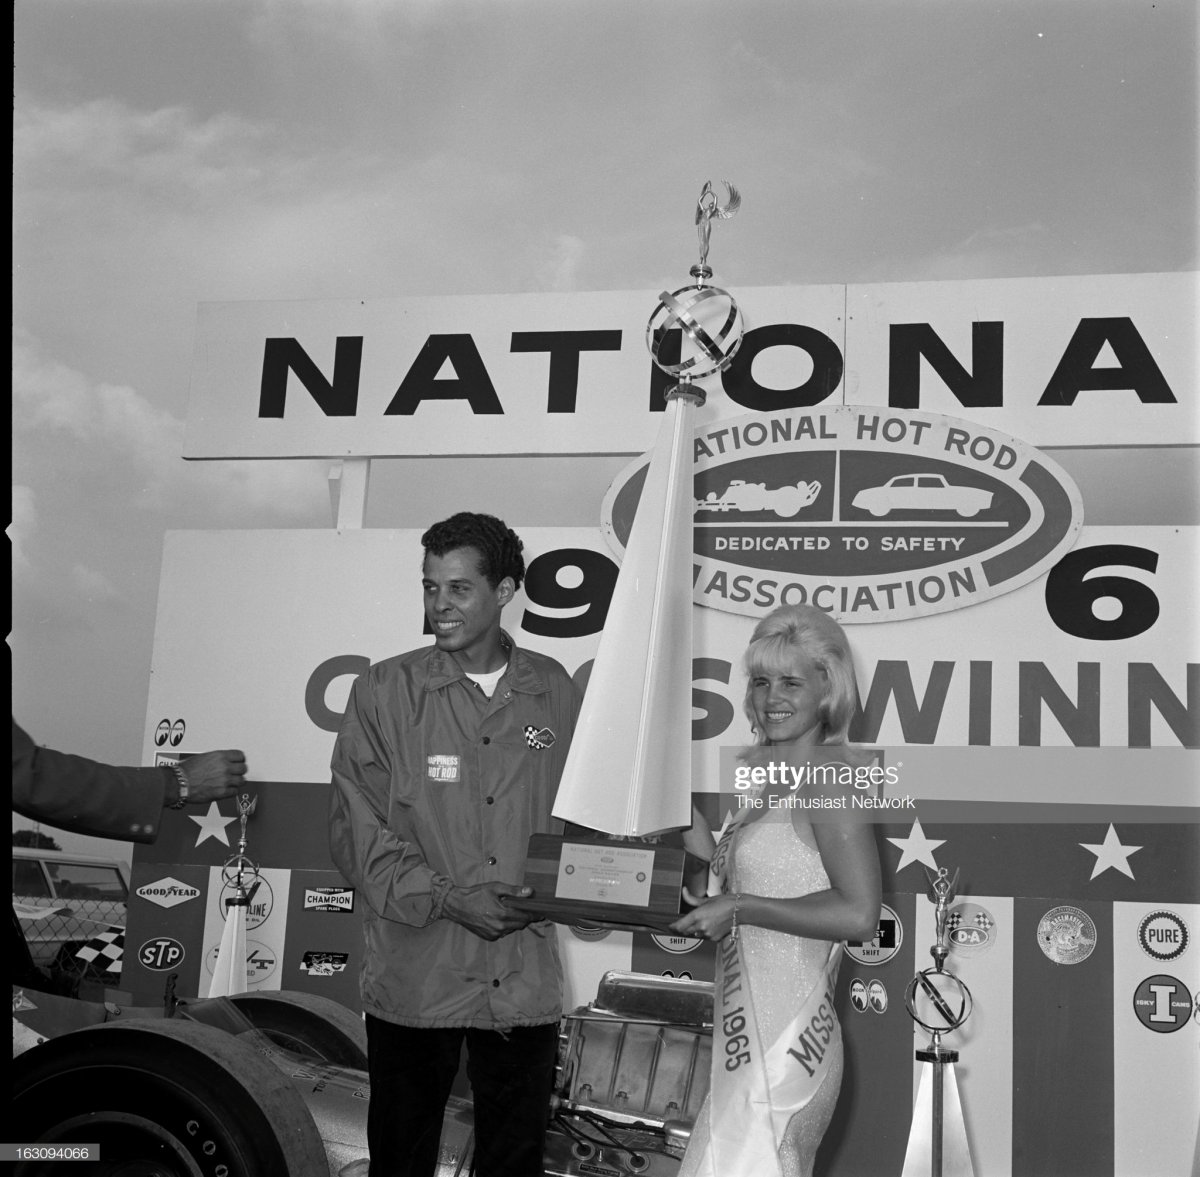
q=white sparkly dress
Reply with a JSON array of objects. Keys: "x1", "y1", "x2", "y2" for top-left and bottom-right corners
[{"x1": 679, "y1": 815, "x2": 843, "y2": 1177}]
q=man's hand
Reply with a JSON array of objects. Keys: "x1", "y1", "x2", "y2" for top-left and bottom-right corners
[
  {"x1": 180, "y1": 750, "x2": 248, "y2": 804},
  {"x1": 442, "y1": 882, "x2": 536, "y2": 941}
]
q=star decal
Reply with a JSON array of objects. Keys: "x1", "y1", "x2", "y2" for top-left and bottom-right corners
[
  {"x1": 189, "y1": 802, "x2": 237, "y2": 847},
  {"x1": 886, "y1": 819, "x2": 946, "y2": 873},
  {"x1": 1079, "y1": 824, "x2": 1142, "y2": 880}
]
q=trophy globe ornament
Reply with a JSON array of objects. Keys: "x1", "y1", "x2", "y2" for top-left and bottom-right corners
[
  {"x1": 646, "y1": 180, "x2": 744, "y2": 405},
  {"x1": 901, "y1": 866, "x2": 977, "y2": 1177}
]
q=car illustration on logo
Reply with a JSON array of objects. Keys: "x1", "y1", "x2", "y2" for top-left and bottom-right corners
[
  {"x1": 696, "y1": 478, "x2": 822, "y2": 518},
  {"x1": 851, "y1": 473, "x2": 994, "y2": 518}
]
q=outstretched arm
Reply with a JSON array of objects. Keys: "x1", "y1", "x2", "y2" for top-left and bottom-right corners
[{"x1": 671, "y1": 815, "x2": 881, "y2": 944}]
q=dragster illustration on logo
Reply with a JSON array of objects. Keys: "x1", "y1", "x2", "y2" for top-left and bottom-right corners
[{"x1": 695, "y1": 478, "x2": 822, "y2": 518}]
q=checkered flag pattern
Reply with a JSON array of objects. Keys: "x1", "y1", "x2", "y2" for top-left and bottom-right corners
[
  {"x1": 946, "y1": 909, "x2": 996, "y2": 933},
  {"x1": 524, "y1": 725, "x2": 555, "y2": 750},
  {"x1": 74, "y1": 925, "x2": 125, "y2": 977}
]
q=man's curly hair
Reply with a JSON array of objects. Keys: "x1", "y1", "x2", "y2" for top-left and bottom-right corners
[{"x1": 421, "y1": 512, "x2": 526, "y2": 592}]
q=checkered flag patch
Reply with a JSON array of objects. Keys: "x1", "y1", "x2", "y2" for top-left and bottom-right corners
[
  {"x1": 75, "y1": 925, "x2": 125, "y2": 977},
  {"x1": 524, "y1": 725, "x2": 556, "y2": 750},
  {"x1": 946, "y1": 910, "x2": 994, "y2": 933}
]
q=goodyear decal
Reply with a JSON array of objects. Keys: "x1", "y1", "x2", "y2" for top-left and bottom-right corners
[
  {"x1": 602, "y1": 406, "x2": 1083, "y2": 622},
  {"x1": 136, "y1": 877, "x2": 202, "y2": 909}
]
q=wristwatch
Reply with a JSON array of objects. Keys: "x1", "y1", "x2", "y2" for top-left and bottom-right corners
[{"x1": 167, "y1": 764, "x2": 190, "y2": 809}]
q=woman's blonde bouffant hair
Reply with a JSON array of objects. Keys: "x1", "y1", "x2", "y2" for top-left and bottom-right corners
[{"x1": 743, "y1": 604, "x2": 859, "y2": 746}]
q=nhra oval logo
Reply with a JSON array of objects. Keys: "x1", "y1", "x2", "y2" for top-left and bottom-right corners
[{"x1": 602, "y1": 406, "x2": 1083, "y2": 623}]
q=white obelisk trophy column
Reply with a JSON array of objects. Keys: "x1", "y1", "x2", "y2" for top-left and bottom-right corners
[
  {"x1": 207, "y1": 793, "x2": 259, "y2": 998},
  {"x1": 551, "y1": 183, "x2": 743, "y2": 840}
]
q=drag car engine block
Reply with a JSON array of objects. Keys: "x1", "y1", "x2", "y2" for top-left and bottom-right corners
[{"x1": 546, "y1": 971, "x2": 714, "y2": 1177}]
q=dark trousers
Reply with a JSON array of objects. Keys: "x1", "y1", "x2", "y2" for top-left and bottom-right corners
[{"x1": 365, "y1": 1016, "x2": 558, "y2": 1177}]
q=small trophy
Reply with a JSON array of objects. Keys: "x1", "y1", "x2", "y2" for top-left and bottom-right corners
[
  {"x1": 208, "y1": 793, "x2": 260, "y2": 997},
  {"x1": 901, "y1": 866, "x2": 976, "y2": 1177},
  {"x1": 645, "y1": 180, "x2": 744, "y2": 407}
]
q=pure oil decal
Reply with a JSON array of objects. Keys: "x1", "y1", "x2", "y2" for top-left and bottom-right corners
[{"x1": 601, "y1": 406, "x2": 1083, "y2": 623}]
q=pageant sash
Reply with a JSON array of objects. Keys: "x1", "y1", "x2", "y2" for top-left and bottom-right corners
[{"x1": 697, "y1": 815, "x2": 844, "y2": 1177}]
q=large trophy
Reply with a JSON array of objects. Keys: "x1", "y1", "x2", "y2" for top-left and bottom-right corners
[
  {"x1": 901, "y1": 867, "x2": 976, "y2": 1177},
  {"x1": 513, "y1": 184, "x2": 742, "y2": 931}
]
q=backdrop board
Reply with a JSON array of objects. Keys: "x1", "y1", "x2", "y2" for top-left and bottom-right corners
[
  {"x1": 133, "y1": 524, "x2": 1198, "y2": 1177},
  {"x1": 142, "y1": 269, "x2": 1199, "y2": 1177}
]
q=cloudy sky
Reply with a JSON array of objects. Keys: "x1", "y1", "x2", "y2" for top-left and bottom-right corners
[{"x1": 11, "y1": 1, "x2": 1197, "y2": 851}]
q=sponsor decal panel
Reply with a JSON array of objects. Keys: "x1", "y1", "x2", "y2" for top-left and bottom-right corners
[
  {"x1": 1136, "y1": 910, "x2": 1188, "y2": 963},
  {"x1": 845, "y1": 903, "x2": 903, "y2": 966},
  {"x1": 603, "y1": 406, "x2": 1083, "y2": 622},
  {"x1": 849, "y1": 978, "x2": 869, "y2": 1012},
  {"x1": 219, "y1": 874, "x2": 274, "y2": 928},
  {"x1": 204, "y1": 938, "x2": 277, "y2": 986},
  {"x1": 568, "y1": 924, "x2": 612, "y2": 942},
  {"x1": 300, "y1": 951, "x2": 350, "y2": 976},
  {"x1": 867, "y1": 979, "x2": 888, "y2": 1013},
  {"x1": 303, "y1": 886, "x2": 356, "y2": 913},
  {"x1": 650, "y1": 932, "x2": 702, "y2": 955},
  {"x1": 138, "y1": 937, "x2": 186, "y2": 971},
  {"x1": 1132, "y1": 974, "x2": 1193, "y2": 1033},
  {"x1": 1038, "y1": 906, "x2": 1097, "y2": 965},
  {"x1": 153, "y1": 718, "x2": 187, "y2": 748},
  {"x1": 136, "y1": 877, "x2": 202, "y2": 908},
  {"x1": 948, "y1": 902, "x2": 998, "y2": 958}
]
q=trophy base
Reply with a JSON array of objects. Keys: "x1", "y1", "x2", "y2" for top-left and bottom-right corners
[{"x1": 510, "y1": 833, "x2": 687, "y2": 934}]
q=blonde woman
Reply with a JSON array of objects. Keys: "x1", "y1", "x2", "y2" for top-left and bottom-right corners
[{"x1": 673, "y1": 604, "x2": 882, "y2": 1177}]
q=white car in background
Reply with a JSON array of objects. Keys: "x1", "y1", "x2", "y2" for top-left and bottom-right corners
[{"x1": 12, "y1": 847, "x2": 129, "y2": 967}]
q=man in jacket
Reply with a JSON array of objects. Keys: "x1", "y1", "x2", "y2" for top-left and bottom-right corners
[
  {"x1": 12, "y1": 718, "x2": 248, "y2": 843},
  {"x1": 329, "y1": 512, "x2": 580, "y2": 1177}
]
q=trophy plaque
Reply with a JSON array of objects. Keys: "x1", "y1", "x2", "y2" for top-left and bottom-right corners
[{"x1": 511, "y1": 833, "x2": 688, "y2": 933}]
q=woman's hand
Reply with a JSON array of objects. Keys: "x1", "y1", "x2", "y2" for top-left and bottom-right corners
[{"x1": 671, "y1": 890, "x2": 739, "y2": 941}]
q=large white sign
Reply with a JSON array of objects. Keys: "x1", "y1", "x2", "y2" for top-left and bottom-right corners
[
  {"x1": 184, "y1": 273, "x2": 1197, "y2": 458},
  {"x1": 144, "y1": 526, "x2": 1197, "y2": 786}
]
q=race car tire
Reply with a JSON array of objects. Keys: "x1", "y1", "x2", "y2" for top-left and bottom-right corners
[
  {"x1": 12, "y1": 1019, "x2": 327, "y2": 1177},
  {"x1": 230, "y1": 990, "x2": 368, "y2": 1068},
  {"x1": 771, "y1": 487, "x2": 804, "y2": 518}
]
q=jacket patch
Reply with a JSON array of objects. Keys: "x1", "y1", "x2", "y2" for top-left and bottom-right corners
[
  {"x1": 524, "y1": 726, "x2": 556, "y2": 750},
  {"x1": 426, "y1": 754, "x2": 461, "y2": 782}
]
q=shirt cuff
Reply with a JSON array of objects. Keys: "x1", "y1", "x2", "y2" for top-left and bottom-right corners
[{"x1": 429, "y1": 874, "x2": 454, "y2": 921}]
